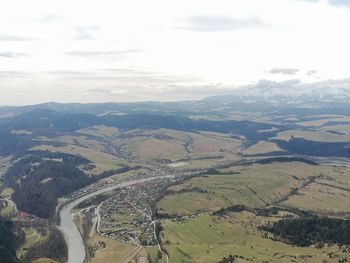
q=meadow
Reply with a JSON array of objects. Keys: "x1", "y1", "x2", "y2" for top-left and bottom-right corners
[
  {"x1": 161, "y1": 212, "x2": 349, "y2": 263},
  {"x1": 157, "y1": 162, "x2": 331, "y2": 216}
]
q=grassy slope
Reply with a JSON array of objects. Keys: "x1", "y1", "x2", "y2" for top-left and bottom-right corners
[
  {"x1": 242, "y1": 141, "x2": 284, "y2": 155},
  {"x1": 162, "y1": 212, "x2": 347, "y2": 263},
  {"x1": 120, "y1": 129, "x2": 241, "y2": 162},
  {"x1": 17, "y1": 228, "x2": 50, "y2": 259},
  {"x1": 157, "y1": 162, "x2": 322, "y2": 216},
  {"x1": 273, "y1": 130, "x2": 350, "y2": 142},
  {"x1": 31, "y1": 144, "x2": 131, "y2": 175},
  {"x1": 88, "y1": 234, "x2": 135, "y2": 263}
]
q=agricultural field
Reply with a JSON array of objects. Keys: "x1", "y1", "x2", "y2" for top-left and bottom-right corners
[
  {"x1": 77, "y1": 125, "x2": 120, "y2": 139},
  {"x1": 161, "y1": 212, "x2": 349, "y2": 263},
  {"x1": 242, "y1": 141, "x2": 284, "y2": 155},
  {"x1": 296, "y1": 115, "x2": 350, "y2": 127},
  {"x1": 31, "y1": 143, "x2": 132, "y2": 175},
  {"x1": 123, "y1": 135, "x2": 189, "y2": 162},
  {"x1": 0, "y1": 187, "x2": 14, "y2": 198},
  {"x1": 0, "y1": 199, "x2": 16, "y2": 216},
  {"x1": 1, "y1": 102, "x2": 350, "y2": 263},
  {"x1": 156, "y1": 162, "x2": 327, "y2": 216},
  {"x1": 29, "y1": 127, "x2": 243, "y2": 174},
  {"x1": 115, "y1": 129, "x2": 242, "y2": 163},
  {"x1": 87, "y1": 234, "x2": 137, "y2": 263},
  {"x1": 155, "y1": 160, "x2": 350, "y2": 262},
  {"x1": 178, "y1": 155, "x2": 241, "y2": 171},
  {"x1": 272, "y1": 130, "x2": 350, "y2": 142},
  {"x1": 280, "y1": 168, "x2": 350, "y2": 215},
  {"x1": 318, "y1": 124, "x2": 350, "y2": 135},
  {"x1": 17, "y1": 228, "x2": 50, "y2": 258},
  {"x1": 0, "y1": 155, "x2": 13, "y2": 175}
]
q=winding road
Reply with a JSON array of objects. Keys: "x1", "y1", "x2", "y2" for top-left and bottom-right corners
[{"x1": 59, "y1": 175, "x2": 174, "y2": 263}]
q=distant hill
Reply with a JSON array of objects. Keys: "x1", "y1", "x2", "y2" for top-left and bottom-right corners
[{"x1": 1, "y1": 83, "x2": 350, "y2": 118}]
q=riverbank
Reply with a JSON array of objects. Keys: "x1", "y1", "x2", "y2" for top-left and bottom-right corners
[{"x1": 58, "y1": 175, "x2": 174, "y2": 263}]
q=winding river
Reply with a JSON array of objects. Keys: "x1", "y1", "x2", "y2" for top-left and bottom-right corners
[{"x1": 59, "y1": 175, "x2": 173, "y2": 263}]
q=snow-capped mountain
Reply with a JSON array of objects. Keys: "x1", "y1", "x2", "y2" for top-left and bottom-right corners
[{"x1": 204, "y1": 80, "x2": 350, "y2": 105}]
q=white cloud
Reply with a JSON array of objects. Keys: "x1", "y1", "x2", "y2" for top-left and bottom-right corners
[
  {"x1": 73, "y1": 25, "x2": 99, "y2": 40},
  {"x1": 0, "y1": 52, "x2": 28, "y2": 58},
  {"x1": 328, "y1": 0, "x2": 350, "y2": 7},
  {"x1": 0, "y1": 0, "x2": 350, "y2": 105},
  {"x1": 269, "y1": 68, "x2": 299, "y2": 75},
  {"x1": 0, "y1": 35, "x2": 34, "y2": 41},
  {"x1": 183, "y1": 15, "x2": 267, "y2": 31}
]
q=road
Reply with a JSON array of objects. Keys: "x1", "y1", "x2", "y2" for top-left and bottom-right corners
[{"x1": 59, "y1": 175, "x2": 174, "y2": 263}]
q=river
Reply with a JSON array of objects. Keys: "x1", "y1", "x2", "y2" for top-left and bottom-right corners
[{"x1": 59, "y1": 175, "x2": 174, "y2": 263}]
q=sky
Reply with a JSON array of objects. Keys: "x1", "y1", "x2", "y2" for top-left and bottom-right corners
[{"x1": 1, "y1": 0, "x2": 350, "y2": 105}]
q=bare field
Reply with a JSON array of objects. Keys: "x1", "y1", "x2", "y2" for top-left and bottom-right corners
[
  {"x1": 319, "y1": 124, "x2": 350, "y2": 135},
  {"x1": 242, "y1": 141, "x2": 284, "y2": 155},
  {"x1": 114, "y1": 128, "x2": 242, "y2": 163},
  {"x1": 77, "y1": 125, "x2": 120, "y2": 139},
  {"x1": 87, "y1": 234, "x2": 136, "y2": 263},
  {"x1": 281, "y1": 180, "x2": 350, "y2": 215},
  {"x1": 31, "y1": 144, "x2": 131, "y2": 175},
  {"x1": 297, "y1": 115, "x2": 350, "y2": 127},
  {"x1": 123, "y1": 136, "x2": 188, "y2": 162},
  {"x1": 273, "y1": 130, "x2": 350, "y2": 142}
]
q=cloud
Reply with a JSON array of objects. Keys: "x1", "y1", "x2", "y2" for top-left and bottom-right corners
[
  {"x1": 0, "y1": 35, "x2": 34, "y2": 41},
  {"x1": 299, "y1": 0, "x2": 319, "y2": 3},
  {"x1": 269, "y1": 68, "x2": 299, "y2": 75},
  {"x1": 307, "y1": 70, "x2": 317, "y2": 76},
  {"x1": 309, "y1": 77, "x2": 350, "y2": 87},
  {"x1": 253, "y1": 79, "x2": 302, "y2": 88},
  {"x1": 0, "y1": 71, "x2": 31, "y2": 78},
  {"x1": 33, "y1": 14, "x2": 65, "y2": 23},
  {"x1": 102, "y1": 68, "x2": 157, "y2": 75},
  {"x1": 65, "y1": 50, "x2": 141, "y2": 58},
  {"x1": 73, "y1": 25, "x2": 99, "y2": 40},
  {"x1": 183, "y1": 15, "x2": 267, "y2": 32},
  {"x1": 0, "y1": 52, "x2": 29, "y2": 58},
  {"x1": 87, "y1": 83, "x2": 231, "y2": 100},
  {"x1": 89, "y1": 88, "x2": 128, "y2": 95},
  {"x1": 304, "y1": 0, "x2": 350, "y2": 7},
  {"x1": 328, "y1": 0, "x2": 350, "y2": 6},
  {"x1": 46, "y1": 70, "x2": 94, "y2": 76}
]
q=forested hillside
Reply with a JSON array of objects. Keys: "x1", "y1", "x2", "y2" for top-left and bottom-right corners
[{"x1": 0, "y1": 217, "x2": 25, "y2": 263}]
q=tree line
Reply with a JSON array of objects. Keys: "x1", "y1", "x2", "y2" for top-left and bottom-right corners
[{"x1": 261, "y1": 216, "x2": 350, "y2": 246}]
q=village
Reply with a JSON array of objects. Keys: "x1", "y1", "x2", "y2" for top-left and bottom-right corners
[{"x1": 97, "y1": 176, "x2": 177, "y2": 246}]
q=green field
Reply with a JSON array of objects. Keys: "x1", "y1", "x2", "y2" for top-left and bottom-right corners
[
  {"x1": 3, "y1": 114, "x2": 350, "y2": 263},
  {"x1": 17, "y1": 228, "x2": 50, "y2": 258},
  {"x1": 161, "y1": 212, "x2": 348, "y2": 263},
  {"x1": 155, "y1": 161, "x2": 350, "y2": 262},
  {"x1": 157, "y1": 162, "x2": 326, "y2": 216},
  {"x1": 116, "y1": 129, "x2": 241, "y2": 163},
  {"x1": 31, "y1": 143, "x2": 131, "y2": 175},
  {"x1": 0, "y1": 199, "x2": 16, "y2": 216},
  {"x1": 0, "y1": 187, "x2": 14, "y2": 198},
  {"x1": 30, "y1": 127, "x2": 243, "y2": 172}
]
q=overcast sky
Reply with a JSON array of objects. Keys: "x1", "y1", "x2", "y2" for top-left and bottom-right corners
[{"x1": 1, "y1": 0, "x2": 350, "y2": 105}]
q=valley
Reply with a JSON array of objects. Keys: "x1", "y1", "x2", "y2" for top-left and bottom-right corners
[
  {"x1": 2, "y1": 1, "x2": 350, "y2": 262},
  {"x1": 0, "y1": 99, "x2": 350, "y2": 263}
]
